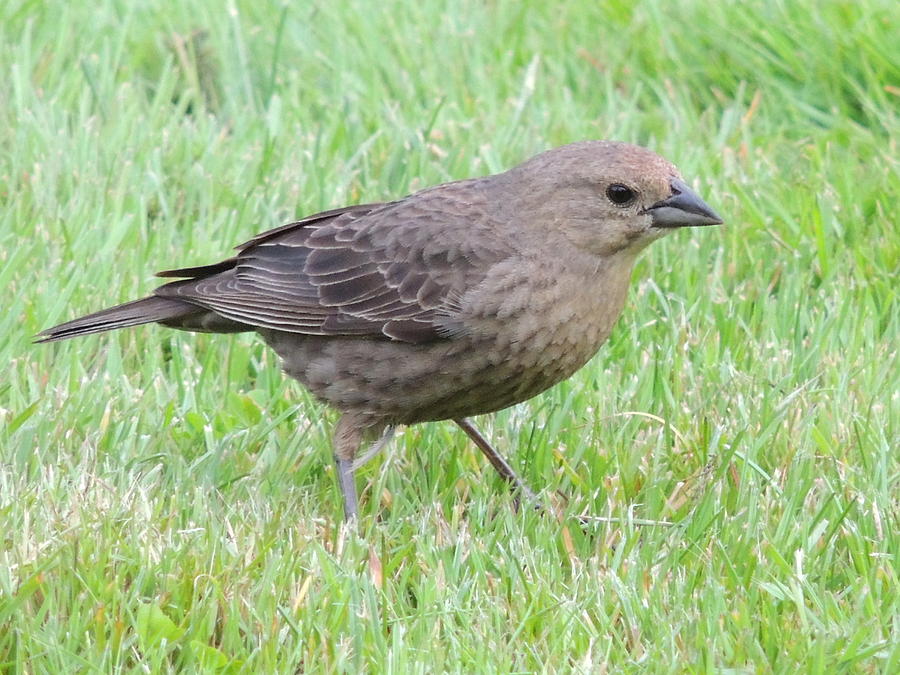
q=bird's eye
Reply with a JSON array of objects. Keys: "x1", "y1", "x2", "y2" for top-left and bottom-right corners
[{"x1": 606, "y1": 183, "x2": 637, "y2": 206}]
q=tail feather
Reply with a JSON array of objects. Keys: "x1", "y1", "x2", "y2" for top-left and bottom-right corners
[{"x1": 36, "y1": 296, "x2": 196, "y2": 343}]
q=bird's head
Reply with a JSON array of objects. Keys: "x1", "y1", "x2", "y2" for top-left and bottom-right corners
[{"x1": 505, "y1": 141, "x2": 723, "y2": 257}]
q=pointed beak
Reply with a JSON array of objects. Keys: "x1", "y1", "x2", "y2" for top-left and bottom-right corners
[{"x1": 647, "y1": 178, "x2": 723, "y2": 228}]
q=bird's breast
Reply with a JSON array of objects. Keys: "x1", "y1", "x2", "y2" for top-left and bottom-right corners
[{"x1": 441, "y1": 252, "x2": 637, "y2": 406}]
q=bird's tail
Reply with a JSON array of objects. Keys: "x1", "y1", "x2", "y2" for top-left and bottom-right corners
[{"x1": 36, "y1": 296, "x2": 195, "y2": 343}]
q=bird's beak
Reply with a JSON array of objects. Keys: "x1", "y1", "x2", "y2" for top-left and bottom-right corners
[{"x1": 647, "y1": 178, "x2": 723, "y2": 228}]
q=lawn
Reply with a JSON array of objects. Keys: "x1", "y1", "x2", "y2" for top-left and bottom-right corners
[{"x1": 1, "y1": 0, "x2": 897, "y2": 671}]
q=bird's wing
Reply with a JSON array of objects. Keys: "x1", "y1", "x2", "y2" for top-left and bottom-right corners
[{"x1": 154, "y1": 189, "x2": 506, "y2": 343}]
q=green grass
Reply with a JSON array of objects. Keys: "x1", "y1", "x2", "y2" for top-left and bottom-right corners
[{"x1": 2, "y1": 0, "x2": 898, "y2": 671}]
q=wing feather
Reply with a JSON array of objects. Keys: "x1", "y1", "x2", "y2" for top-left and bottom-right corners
[{"x1": 153, "y1": 183, "x2": 509, "y2": 343}]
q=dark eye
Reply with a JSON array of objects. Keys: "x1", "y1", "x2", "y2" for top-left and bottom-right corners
[{"x1": 606, "y1": 183, "x2": 637, "y2": 206}]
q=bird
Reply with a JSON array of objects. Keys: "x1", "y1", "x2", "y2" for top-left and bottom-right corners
[{"x1": 38, "y1": 141, "x2": 723, "y2": 521}]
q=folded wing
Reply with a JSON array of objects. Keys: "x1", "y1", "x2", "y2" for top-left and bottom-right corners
[{"x1": 156, "y1": 193, "x2": 503, "y2": 343}]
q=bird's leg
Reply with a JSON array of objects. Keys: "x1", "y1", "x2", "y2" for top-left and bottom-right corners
[
  {"x1": 453, "y1": 418, "x2": 538, "y2": 507},
  {"x1": 333, "y1": 415, "x2": 363, "y2": 521},
  {"x1": 334, "y1": 456, "x2": 358, "y2": 521}
]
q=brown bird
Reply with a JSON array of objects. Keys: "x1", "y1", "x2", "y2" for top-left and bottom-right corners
[{"x1": 38, "y1": 141, "x2": 722, "y2": 520}]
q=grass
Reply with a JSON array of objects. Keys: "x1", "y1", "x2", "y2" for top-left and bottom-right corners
[{"x1": 1, "y1": 0, "x2": 897, "y2": 671}]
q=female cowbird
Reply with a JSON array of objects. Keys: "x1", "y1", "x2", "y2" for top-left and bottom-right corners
[{"x1": 39, "y1": 141, "x2": 722, "y2": 520}]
